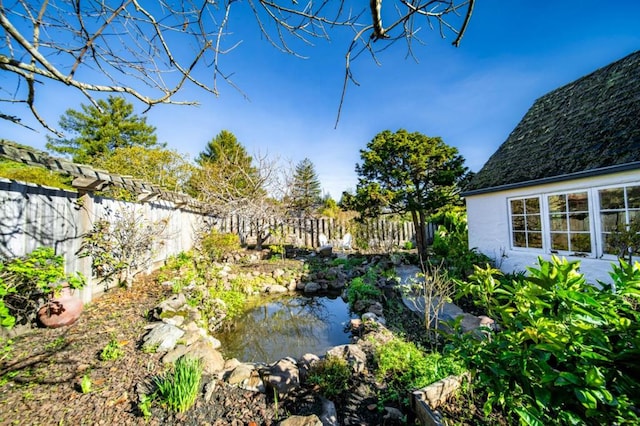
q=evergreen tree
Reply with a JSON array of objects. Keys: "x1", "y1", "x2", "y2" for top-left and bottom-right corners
[
  {"x1": 352, "y1": 129, "x2": 468, "y2": 261},
  {"x1": 46, "y1": 96, "x2": 160, "y2": 165},
  {"x1": 191, "y1": 130, "x2": 259, "y2": 199},
  {"x1": 290, "y1": 158, "x2": 322, "y2": 216}
]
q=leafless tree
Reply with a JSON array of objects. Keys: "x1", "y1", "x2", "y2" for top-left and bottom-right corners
[
  {"x1": 0, "y1": 0, "x2": 475, "y2": 133},
  {"x1": 192, "y1": 149, "x2": 289, "y2": 249}
]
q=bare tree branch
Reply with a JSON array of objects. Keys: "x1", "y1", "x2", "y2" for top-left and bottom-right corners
[{"x1": 0, "y1": 0, "x2": 474, "y2": 132}]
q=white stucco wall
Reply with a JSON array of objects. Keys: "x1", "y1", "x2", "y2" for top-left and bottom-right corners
[{"x1": 466, "y1": 169, "x2": 640, "y2": 285}]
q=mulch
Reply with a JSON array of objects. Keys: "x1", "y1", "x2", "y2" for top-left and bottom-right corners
[{"x1": 0, "y1": 273, "x2": 403, "y2": 426}]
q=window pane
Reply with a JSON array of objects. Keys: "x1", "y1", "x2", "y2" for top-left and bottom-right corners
[
  {"x1": 628, "y1": 186, "x2": 640, "y2": 209},
  {"x1": 601, "y1": 212, "x2": 625, "y2": 232},
  {"x1": 527, "y1": 215, "x2": 541, "y2": 231},
  {"x1": 568, "y1": 192, "x2": 588, "y2": 212},
  {"x1": 599, "y1": 188, "x2": 625, "y2": 210},
  {"x1": 548, "y1": 195, "x2": 565, "y2": 213},
  {"x1": 603, "y1": 233, "x2": 618, "y2": 255},
  {"x1": 571, "y1": 234, "x2": 591, "y2": 252},
  {"x1": 569, "y1": 213, "x2": 590, "y2": 232},
  {"x1": 528, "y1": 232, "x2": 542, "y2": 248},
  {"x1": 525, "y1": 198, "x2": 540, "y2": 214},
  {"x1": 512, "y1": 216, "x2": 525, "y2": 231},
  {"x1": 550, "y1": 213, "x2": 567, "y2": 231},
  {"x1": 630, "y1": 210, "x2": 640, "y2": 224},
  {"x1": 513, "y1": 232, "x2": 526, "y2": 247},
  {"x1": 511, "y1": 199, "x2": 524, "y2": 215},
  {"x1": 551, "y1": 233, "x2": 568, "y2": 251}
]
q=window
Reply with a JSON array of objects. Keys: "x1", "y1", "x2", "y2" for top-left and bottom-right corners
[
  {"x1": 599, "y1": 185, "x2": 640, "y2": 255},
  {"x1": 548, "y1": 192, "x2": 591, "y2": 253},
  {"x1": 510, "y1": 197, "x2": 542, "y2": 249}
]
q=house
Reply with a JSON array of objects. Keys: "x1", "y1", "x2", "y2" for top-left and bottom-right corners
[{"x1": 463, "y1": 50, "x2": 640, "y2": 284}]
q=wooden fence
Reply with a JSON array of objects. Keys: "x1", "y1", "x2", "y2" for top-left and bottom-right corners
[{"x1": 1, "y1": 178, "x2": 431, "y2": 303}]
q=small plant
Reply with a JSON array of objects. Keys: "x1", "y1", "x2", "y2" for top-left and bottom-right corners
[
  {"x1": 307, "y1": 355, "x2": 351, "y2": 398},
  {"x1": 100, "y1": 338, "x2": 124, "y2": 361},
  {"x1": 373, "y1": 336, "x2": 466, "y2": 407},
  {"x1": 80, "y1": 374, "x2": 92, "y2": 394},
  {"x1": 153, "y1": 356, "x2": 203, "y2": 413},
  {"x1": 138, "y1": 393, "x2": 154, "y2": 419}
]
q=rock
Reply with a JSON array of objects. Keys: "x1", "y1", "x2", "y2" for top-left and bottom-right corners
[
  {"x1": 383, "y1": 406, "x2": 404, "y2": 421},
  {"x1": 297, "y1": 353, "x2": 320, "y2": 381},
  {"x1": 317, "y1": 245, "x2": 333, "y2": 258},
  {"x1": 183, "y1": 340, "x2": 225, "y2": 374},
  {"x1": 162, "y1": 344, "x2": 189, "y2": 364},
  {"x1": 287, "y1": 279, "x2": 299, "y2": 291},
  {"x1": 361, "y1": 312, "x2": 385, "y2": 325},
  {"x1": 272, "y1": 269, "x2": 285, "y2": 279},
  {"x1": 326, "y1": 344, "x2": 367, "y2": 374},
  {"x1": 278, "y1": 415, "x2": 323, "y2": 426},
  {"x1": 319, "y1": 397, "x2": 339, "y2": 426},
  {"x1": 303, "y1": 282, "x2": 321, "y2": 293},
  {"x1": 203, "y1": 379, "x2": 217, "y2": 402},
  {"x1": 226, "y1": 363, "x2": 265, "y2": 392},
  {"x1": 264, "y1": 284, "x2": 288, "y2": 294},
  {"x1": 142, "y1": 323, "x2": 184, "y2": 353},
  {"x1": 265, "y1": 357, "x2": 299, "y2": 397},
  {"x1": 162, "y1": 315, "x2": 185, "y2": 327},
  {"x1": 153, "y1": 293, "x2": 187, "y2": 318},
  {"x1": 367, "y1": 302, "x2": 384, "y2": 316},
  {"x1": 224, "y1": 358, "x2": 242, "y2": 371}
]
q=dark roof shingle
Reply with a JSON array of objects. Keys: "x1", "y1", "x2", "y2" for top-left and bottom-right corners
[{"x1": 465, "y1": 50, "x2": 640, "y2": 194}]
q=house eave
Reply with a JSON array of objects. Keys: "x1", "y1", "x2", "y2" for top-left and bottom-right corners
[{"x1": 461, "y1": 161, "x2": 640, "y2": 197}]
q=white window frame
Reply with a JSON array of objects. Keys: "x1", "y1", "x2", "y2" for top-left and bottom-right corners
[
  {"x1": 508, "y1": 181, "x2": 640, "y2": 260},
  {"x1": 508, "y1": 196, "x2": 544, "y2": 252},
  {"x1": 544, "y1": 190, "x2": 595, "y2": 258},
  {"x1": 594, "y1": 183, "x2": 640, "y2": 260}
]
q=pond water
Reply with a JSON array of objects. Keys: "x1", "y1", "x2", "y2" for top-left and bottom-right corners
[{"x1": 217, "y1": 294, "x2": 356, "y2": 363}]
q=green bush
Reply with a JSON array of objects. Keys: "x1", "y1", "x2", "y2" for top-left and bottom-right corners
[
  {"x1": 0, "y1": 247, "x2": 85, "y2": 327},
  {"x1": 307, "y1": 355, "x2": 351, "y2": 398},
  {"x1": 448, "y1": 256, "x2": 640, "y2": 425},
  {"x1": 373, "y1": 336, "x2": 466, "y2": 406},
  {"x1": 153, "y1": 356, "x2": 203, "y2": 413},
  {"x1": 346, "y1": 275, "x2": 382, "y2": 307},
  {"x1": 199, "y1": 229, "x2": 241, "y2": 262},
  {"x1": 429, "y1": 211, "x2": 492, "y2": 279}
]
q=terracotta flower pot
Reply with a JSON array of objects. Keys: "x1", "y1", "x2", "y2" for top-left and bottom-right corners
[{"x1": 37, "y1": 286, "x2": 83, "y2": 328}]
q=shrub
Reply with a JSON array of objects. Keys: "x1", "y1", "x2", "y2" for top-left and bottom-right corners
[
  {"x1": 153, "y1": 356, "x2": 203, "y2": 413},
  {"x1": 80, "y1": 207, "x2": 167, "y2": 288},
  {"x1": 0, "y1": 247, "x2": 85, "y2": 327},
  {"x1": 346, "y1": 275, "x2": 381, "y2": 307},
  {"x1": 199, "y1": 228, "x2": 241, "y2": 262},
  {"x1": 447, "y1": 256, "x2": 640, "y2": 425},
  {"x1": 307, "y1": 355, "x2": 351, "y2": 398},
  {"x1": 373, "y1": 336, "x2": 466, "y2": 407}
]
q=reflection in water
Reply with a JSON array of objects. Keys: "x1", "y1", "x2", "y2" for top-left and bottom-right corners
[{"x1": 217, "y1": 294, "x2": 356, "y2": 363}]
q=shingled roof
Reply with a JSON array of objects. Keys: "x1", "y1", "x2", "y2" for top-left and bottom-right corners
[{"x1": 464, "y1": 50, "x2": 640, "y2": 195}]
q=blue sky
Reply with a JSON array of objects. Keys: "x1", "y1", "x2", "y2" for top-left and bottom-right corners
[{"x1": 2, "y1": 1, "x2": 640, "y2": 199}]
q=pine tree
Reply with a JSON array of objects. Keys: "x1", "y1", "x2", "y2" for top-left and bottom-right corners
[
  {"x1": 45, "y1": 96, "x2": 159, "y2": 165},
  {"x1": 290, "y1": 158, "x2": 322, "y2": 216}
]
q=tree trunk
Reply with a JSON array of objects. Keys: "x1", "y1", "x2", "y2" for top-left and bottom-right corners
[{"x1": 411, "y1": 210, "x2": 428, "y2": 265}]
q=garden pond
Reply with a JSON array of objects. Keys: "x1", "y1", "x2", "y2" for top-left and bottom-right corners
[{"x1": 217, "y1": 293, "x2": 356, "y2": 363}]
